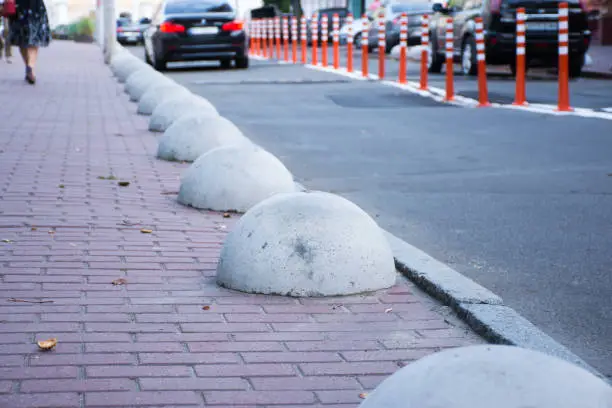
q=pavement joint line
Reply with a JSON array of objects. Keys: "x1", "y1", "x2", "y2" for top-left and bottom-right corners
[
  {"x1": 383, "y1": 229, "x2": 608, "y2": 383},
  {"x1": 251, "y1": 55, "x2": 612, "y2": 121}
]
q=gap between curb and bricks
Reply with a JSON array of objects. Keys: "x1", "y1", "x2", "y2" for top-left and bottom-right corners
[
  {"x1": 116, "y1": 48, "x2": 605, "y2": 383},
  {"x1": 383, "y1": 230, "x2": 608, "y2": 382}
]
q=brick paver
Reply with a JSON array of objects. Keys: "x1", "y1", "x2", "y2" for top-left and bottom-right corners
[{"x1": 0, "y1": 42, "x2": 483, "y2": 407}]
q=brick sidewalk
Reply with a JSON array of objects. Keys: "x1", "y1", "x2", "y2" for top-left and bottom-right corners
[{"x1": 0, "y1": 42, "x2": 482, "y2": 408}]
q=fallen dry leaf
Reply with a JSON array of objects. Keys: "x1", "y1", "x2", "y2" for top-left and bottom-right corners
[
  {"x1": 118, "y1": 181, "x2": 130, "y2": 187},
  {"x1": 31, "y1": 227, "x2": 37, "y2": 231},
  {"x1": 384, "y1": 307, "x2": 393, "y2": 313},
  {"x1": 140, "y1": 229, "x2": 153, "y2": 234},
  {"x1": 37, "y1": 338, "x2": 58, "y2": 351},
  {"x1": 112, "y1": 278, "x2": 127, "y2": 286},
  {"x1": 2, "y1": 239, "x2": 13, "y2": 243},
  {"x1": 202, "y1": 305, "x2": 211, "y2": 311},
  {"x1": 359, "y1": 393, "x2": 368, "y2": 399},
  {"x1": 48, "y1": 230, "x2": 55, "y2": 235},
  {"x1": 58, "y1": 184, "x2": 65, "y2": 188},
  {"x1": 223, "y1": 213, "x2": 231, "y2": 218}
]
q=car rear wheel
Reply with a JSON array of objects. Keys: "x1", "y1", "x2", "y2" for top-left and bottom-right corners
[
  {"x1": 569, "y1": 57, "x2": 584, "y2": 78},
  {"x1": 153, "y1": 55, "x2": 167, "y2": 72},
  {"x1": 428, "y1": 37, "x2": 444, "y2": 73},
  {"x1": 235, "y1": 56, "x2": 249, "y2": 69},
  {"x1": 460, "y1": 36, "x2": 478, "y2": 76},
  {"x1": 220, "y1": 59, "x2": 232, "y2": 69}
]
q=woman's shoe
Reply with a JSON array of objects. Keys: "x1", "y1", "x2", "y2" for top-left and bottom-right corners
[{"x1": 25, "y1": 66, "x2": 35, "y2": 85}]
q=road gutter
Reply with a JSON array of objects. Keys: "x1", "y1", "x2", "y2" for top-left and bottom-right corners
[{"x1": 383, "y1": 229, "x2": 608, "y2": 382}]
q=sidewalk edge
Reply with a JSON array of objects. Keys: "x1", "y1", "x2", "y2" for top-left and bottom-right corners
[{"x1": 383, "y1": 229, "x2": 607, "y2": 381}]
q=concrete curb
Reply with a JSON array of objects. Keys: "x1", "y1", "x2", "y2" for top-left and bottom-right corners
[{"x1": 384, "y1": 229, "x2": 606, "y2": 381}]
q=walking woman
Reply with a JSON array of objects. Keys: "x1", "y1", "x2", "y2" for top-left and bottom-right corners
[{"x1": 5, "y1": 0, "x2": 50, "y2": 84}]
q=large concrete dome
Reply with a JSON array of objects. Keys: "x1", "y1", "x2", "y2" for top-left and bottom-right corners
[
  {"x1": 138, "y1": 84, "x2": 191, "y2": 116},
  {"x1": 157, "y1": 114, "x2": 252, "y2": 162},
  {"x1": 177, "y1": 145, "x2": 295, "y2": 212},
  {"x1": 125, "y1": 68, "x2": 172, "y2": 102},
  {"x1": 216, "y1": 191, "x2": 397, "y2": 297},
  {"x1": 113, "y1": 56, "x2": 144, "y2": 83},
  {"x1": 149, "y1": 96, "x2": 219, "y2": 132},
  {"x1": 359, "y1": 345, "x2": 612, "y2": 408}
]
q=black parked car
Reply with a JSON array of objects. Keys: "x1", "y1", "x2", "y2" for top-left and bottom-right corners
[
  {"x1": 143, "y1": 0, "x2": 248, "y2": 71},
  {"x1": 427, "y1": 0, "x2": 591, "y2": 77}
]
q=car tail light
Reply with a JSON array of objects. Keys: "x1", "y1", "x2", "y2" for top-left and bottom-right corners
[
  {"x1": 117, "y1": 27, "x2": 123, "y2": 32},
  {"x1": 222, "y1": 21, "x2": 244, "y2": 31},
  {"x1": 160, "y1": 22, "x2": 185, "y2": 33}
]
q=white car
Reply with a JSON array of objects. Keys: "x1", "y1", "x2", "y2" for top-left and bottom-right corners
[{"x1": 338, "y1": 17, "x2": 369, "y2": 45}]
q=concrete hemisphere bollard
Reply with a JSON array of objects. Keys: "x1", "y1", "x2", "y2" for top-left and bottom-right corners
[
  {"x1": 178, "y1": 145, "x2": 294, "y2": 212},
  {"x1": 115, "y1": 58, "x2": 148, "y2": 83},
  {"x1": 216, "y1": 191, "x2": 397, "y2": 297},
  {"x1": 110, "y1": 54, "x2": 138, "y2": 77},
  {"x1": 149, "y1": 96, "x2": 219, "y2": 133},
  {"x1": 358, "y1": 345, "x2": 612, "y2": 408},
  {"x1": 125, "y1": 68, "x2": 172, "y2": 102},
  {"x1": 138, "y1": 84, "x2": 191, "y2": 116},
  {"x1": 157, "y1": 114, "x2": 251, "y2": 162}
]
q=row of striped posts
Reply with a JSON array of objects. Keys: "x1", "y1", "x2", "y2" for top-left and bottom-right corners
[{"x1": 248, "y1": 5, "x2": 573, "y2": 112}]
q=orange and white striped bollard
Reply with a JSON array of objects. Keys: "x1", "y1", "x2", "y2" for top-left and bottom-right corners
[
  {"x1": 291, "y1": 16, "x2": 298, "y2": 63},
  {"x1": 346, "y1": 13, "x2": 354, "y2": 72},
  {"x1": 378, "y1": 12, "x2": 385, "y2": 80},
  {"x1": 255, "y1": 20, "x2": 261, "y2": 56},
  {"x1": 321, "y1": 14, "x2": 329, "y2": 67},
  {"x1": 475, "y1": 17, "x2": 490, "y2": 107},
  {"x1": 557, "y1": 2, "x2": 571, "y2": 111},
  {"x1": 268, "y1": 19, "x2": 274, "y2": 58},
  {"x1": 282, "y1": 16, "x2": 289, "y2": 62},
  {"x1": 513, "y1": 8, "x2": 527, "y2": 105},
  {"x1": 311, "y1": 14, "x2": 318, "y2": 65},
  {"x1": 301, "y1": 16, "x2": 307, "y2": 64},
  {"x1": 444, "y1": 17, "x2": 454, "y2": 101},
  {"x1": 398, "y1": 12, "x2": 408, "y2": 84},
  {"x1": 275, "y1": 17, "x2": 281, "y2": 59},
  {"x1": 333, "y1": 13, "x2": 340, "y2": 69},
  {"x1": 361, "y1": 14, "x2": 369, "y2": 77},
  {"x1": 420, "y1": 15, "x2": 429, "y2": 90}
]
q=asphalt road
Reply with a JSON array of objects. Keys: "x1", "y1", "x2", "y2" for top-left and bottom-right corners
[{"x1": 129, "y1": 46, "x2": 612, "y2": 378}]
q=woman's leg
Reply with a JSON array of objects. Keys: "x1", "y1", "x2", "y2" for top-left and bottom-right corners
[
  {"x1": 19, "y1": 47, "x2": 28, "y2": 65},
  {"x1": 26, "y1": 46, "x2": 38, "y2": 70}
]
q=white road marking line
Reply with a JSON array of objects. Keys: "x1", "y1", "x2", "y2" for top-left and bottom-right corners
[{"x1": 251, "y1": 55, "x2": 612, "y2": 121}]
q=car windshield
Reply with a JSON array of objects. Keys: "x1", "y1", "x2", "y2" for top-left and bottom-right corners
[
  {"x1": 390, "y1": 3, "x2": 430, "y2": 12},
  {"x1": 165, "y1": 0, "x2": 233, "y2": 14}
]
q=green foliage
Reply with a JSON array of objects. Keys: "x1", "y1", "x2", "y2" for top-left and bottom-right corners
[{"x1": 76, "y1": 17, "x2": 95, "y2": 36}]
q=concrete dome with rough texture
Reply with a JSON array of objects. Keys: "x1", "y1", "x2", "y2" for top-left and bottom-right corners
[
  {"x1": 138, "y1": 84, "x2": 191, "y2": 116},
  {"x1": 216, "y1": 191, "x2": 396, "y2": 297},
  {"x1": 149, "y1": 96, "x2": 219, "y2": 132},
  {"x1": 113, "y1": 57, "x2": 144, "y2": 83},
  {"x1": 178, "y1": 145, "x2": 295, "y2": 212},
  {"x1": 157, "y1": 114, "x2": 252, "y2": 162},
  {"x1": 359, "y1": 345, "x2": 612, "y2": 408},
  {"x1": 125, "y1": 68, "x2": 171, "y2": 102}
]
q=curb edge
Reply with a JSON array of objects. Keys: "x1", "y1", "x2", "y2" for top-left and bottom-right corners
[{"x1": 383, "y1": 229, "x2": 608, "y2": 382}]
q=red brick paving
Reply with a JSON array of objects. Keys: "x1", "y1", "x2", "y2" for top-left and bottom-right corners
[{"x1": 0, "y1": 42, "x2": 483, "y2": 407}]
